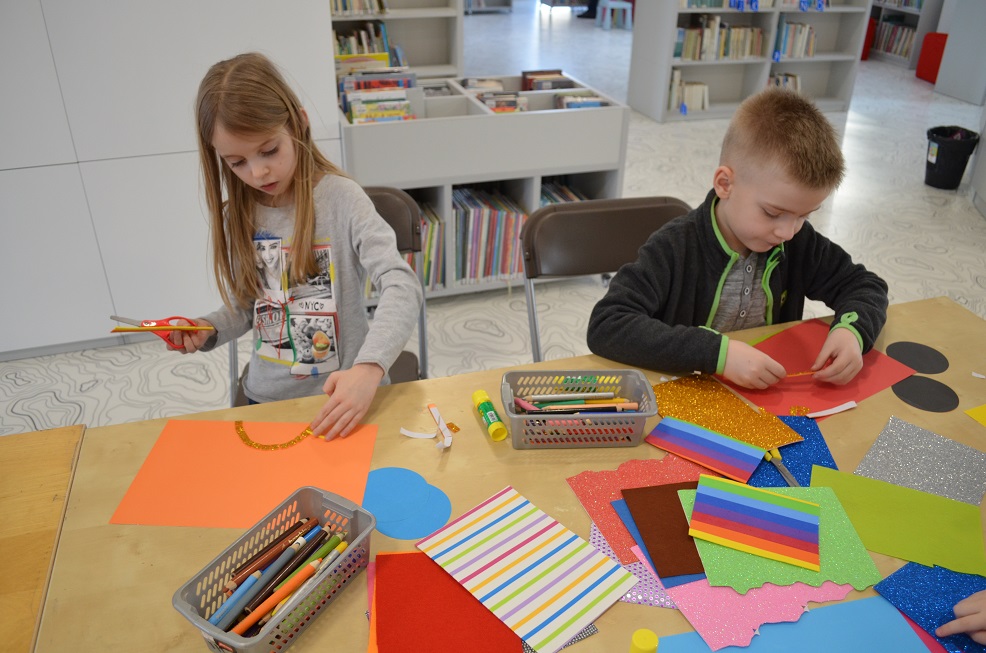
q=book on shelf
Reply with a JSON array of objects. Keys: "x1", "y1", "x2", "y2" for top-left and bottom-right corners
[
  {"x1": 768, "y1": 72, "x2": 801, "y2": 92},
  {"x1": 521, "y1": 69, "x2": 575, "y2": 91},
  {"x1": 478, "y1": 91, "x2": 528, "y2": 113},
  {"x1": 668, "y1": 69, "x2": 709, "y2": 113},
  {"x1": 452, "y1": 188, "x2": 528, "y2": 284},
  {"x1": 461, "y1": 78, "x2": 506, "y2": 93},
  {"x1": 420, "y1": 203, "x2": 445, "y2": 290},
  {"x1": 678, "y1": 0, "x2": 776, "y2": 7},
  {"x1": 540, "y1": 182, "x2": 589, "y2": 206},
  {"x1": 338, "y1": 68, "x2": 416, "y2": 113},
  {"x1": 554, "y1": 92, "x2": 610, "y2": 109},
  {"x1": 875, "y1": 18, "x2": 916, "y2": 58},
  {"x1": 331, "y1": 0, "x2": 388, "y2": 16},
  {"x1": 774, "y1": 15, "x2": 815, "y2": 60},
  {"x1": 346, "y1": 88, "x2": 416, "y2": 123},
  {"x1": 674, "y1": 15, "x2": 763, "y2": 62}
]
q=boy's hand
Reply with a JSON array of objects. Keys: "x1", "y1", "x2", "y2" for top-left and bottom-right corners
[
  {"x1": 169, "y1": 318, "x2": 214, "y2": 353},
  {"x1": 936, "y1": 590, "x2": 986, "y2": 644},
  {"x1": 811, "y1": 328, "x2": 863, "y2": 385},
  {"x1": 723, "y1": 340, "x2": 786, "y2": 389},
  {"x1": 311, "y1": 363, "x2": 385, "y2": 440}
]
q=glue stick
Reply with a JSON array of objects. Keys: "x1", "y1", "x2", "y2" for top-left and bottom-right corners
[
  {"x1": 471, "y1": 390, "x2": 508, "y2": 442},
  {"x1": 628, "y1": 628, "x2": 659, "y2": 653}
]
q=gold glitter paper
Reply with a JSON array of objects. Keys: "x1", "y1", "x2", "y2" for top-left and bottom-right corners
[
  {"x1": 789, "y1": 405, "x2": 811, "y2": 416},
  {"x1": 447, "y1": 422, "x2": 460, "y2": 433},
  {"x1": 653, "y1": 375, "x2": 802, "y2": 449},
  {"x1": 235, "y1": 420, "x2": 313, "y2": 450}
]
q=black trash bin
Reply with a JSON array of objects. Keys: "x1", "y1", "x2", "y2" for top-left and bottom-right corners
[{"x1": 925, "y1": 126, "x2": 980, "y2": 190}]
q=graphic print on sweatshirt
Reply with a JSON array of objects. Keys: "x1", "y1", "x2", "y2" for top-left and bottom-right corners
[{"x1": 252, "y1": 233, "x2": 341, "y2": 378}]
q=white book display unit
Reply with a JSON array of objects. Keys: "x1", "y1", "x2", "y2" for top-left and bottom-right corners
[
  {"x1": 340, "y1": 74, "x2": 629, "y2": 301},
  {"x1": 629, "y1": 0, "x2": 873, "y2": 123}
]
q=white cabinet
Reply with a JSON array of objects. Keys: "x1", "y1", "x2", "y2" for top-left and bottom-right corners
[
  {"x1": 341, "y1": 75, "x2": 627, "y2": 300},
  {"x1": 332, "y1": 0, "x2": 464, "y2": 78},
  {"x1": 628, "y1": 0, "x2": 872, "y2": 123},
  {"x1": 869, "y1": 0, "x2": 943, "y2": 69}
]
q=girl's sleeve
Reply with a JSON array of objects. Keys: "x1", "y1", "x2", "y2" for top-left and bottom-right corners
[{"x1": 197, "y1": 302, "x2": 253, "y2": 352}]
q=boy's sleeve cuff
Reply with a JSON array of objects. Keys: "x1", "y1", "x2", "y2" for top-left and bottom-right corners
[{"x1": 716, "y1": 335, "x2": 729, "y2": 375}]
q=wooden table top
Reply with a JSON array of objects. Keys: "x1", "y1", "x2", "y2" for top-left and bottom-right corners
[
  {"x1": 23, "y1": 296, "x2": 986, "y2": 651},
  {"x1": 0, "y1": 425, "x2": 83, "y2": 653}
]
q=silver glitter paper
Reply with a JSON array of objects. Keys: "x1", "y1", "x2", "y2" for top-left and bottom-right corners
[
  {"x1": 855, "y1": 416, "x2": 986, "y2": 505},
  {"x1": 589, "y1": 523, "x2": 677, "y2": 609}
]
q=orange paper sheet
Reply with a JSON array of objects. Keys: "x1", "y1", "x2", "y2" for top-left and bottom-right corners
[{"x1": 111, "y1": 420, "x2": 377, "y2": 528}]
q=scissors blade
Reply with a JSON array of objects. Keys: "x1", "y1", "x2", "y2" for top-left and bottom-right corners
[
  {"x1": 771, "y1": 459, "x2": 801, "y2": 487},
  {"x1": 110, "y1": 315, "x2": 143, "y2": 327}
]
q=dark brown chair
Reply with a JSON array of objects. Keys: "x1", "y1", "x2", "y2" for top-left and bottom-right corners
[
  {"x1": 521, "y1": 195, "x2": 691, "y2": 362},
  {"x1": 365, "y1": 186, "x2": 429, "y2": 383}
]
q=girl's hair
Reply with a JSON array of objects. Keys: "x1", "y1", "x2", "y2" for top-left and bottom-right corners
[
  {"x1": 196, "y1": 52, "x2": 344, "y2": 309},
  {"x1": 720, "y1": 87, "x2": 845, "y2": 190}
]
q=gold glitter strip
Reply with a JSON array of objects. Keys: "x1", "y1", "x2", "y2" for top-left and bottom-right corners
[{"x1": 235, "y1": 421, "x2": 313, "y2": 450}]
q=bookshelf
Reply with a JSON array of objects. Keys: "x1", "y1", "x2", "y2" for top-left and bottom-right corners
[
  {"x1": 868, "y1": 0, "x2": 943, "y2": 69},
  {"x1": 331, "y1": 0, "x2": 464, "y2": 78},
  {"x1": 628, "y1": 0, "x2": 872, "y2": 123},
  {"x1": 340, "y1": 74, "x2": 628, "y2": 301},
  {"x1": 466, "y1": 0, "x2": 513, "y2": 13}
]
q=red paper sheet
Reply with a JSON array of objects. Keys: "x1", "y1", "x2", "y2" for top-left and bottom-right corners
[
  {"x1": 111, "y1": 420, "x2": 377, "y2": 528},
  {"x1": 725, "y1": 319, "x2": 914, "y2": 416},
  {"x1": 374, "y1": 551, "x2": 523, "y2": 653}
]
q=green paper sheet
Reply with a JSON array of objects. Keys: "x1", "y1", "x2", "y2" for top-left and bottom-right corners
[
  {"x1": 679, "y1": 486, "x2": 881, "y2": 594},
  {"x1": 811, "y1": 465, "x2": 986, "y2": 576}
]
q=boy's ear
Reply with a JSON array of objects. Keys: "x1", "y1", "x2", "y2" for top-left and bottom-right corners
[{"x1": 712, "y1": 165, "x2": 734, "y2": 199}]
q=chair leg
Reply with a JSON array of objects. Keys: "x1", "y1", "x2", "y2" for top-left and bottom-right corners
[
  {"x1": 524, "y1": 278, "x2": 543, "y2": 363},
  {"x1": 228, "y1": 339, "x2": 239, "y2": 408},
  {"x1": 603, "y1": 7, "x2": 613, "y2": 29},
  {"x1": 415, "y1": 251, "x2": 428, "y2": 379}
]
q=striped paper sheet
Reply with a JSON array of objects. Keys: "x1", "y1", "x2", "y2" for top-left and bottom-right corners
[
  {"x1": 647, "y1": 417, "x2": 766, "y2": 482},
  {"x1": 416, "y1": 486, "x2": 638, "y2": 653},
  {"x1": 689, "y1": 475, "x2": 821, "y2": 571}
]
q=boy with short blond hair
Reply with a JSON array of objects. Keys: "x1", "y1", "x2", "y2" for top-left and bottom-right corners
[{"x1": 587, "y1": 87, "x2": 888, "y2": 389}]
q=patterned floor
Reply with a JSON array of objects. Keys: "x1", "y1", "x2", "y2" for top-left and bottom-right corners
[{"x1": 2, "y1": 1, "x2": 984, "y2": 435}]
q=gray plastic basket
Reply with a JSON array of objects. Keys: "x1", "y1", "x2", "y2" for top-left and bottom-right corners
[
  {"x1": 172, "y1": 486, "x2": 374, "y2": 653},
  {"x1": 500, "y1": 369, "x2": 657, "y2": 449}
]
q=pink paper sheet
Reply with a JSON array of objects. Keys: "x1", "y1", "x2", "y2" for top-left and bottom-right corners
[
  {"x1": 566, "y1": 456, "x2": 711, "y2": 565},
  {"x1": 633, "y1": 545, "x2": 853, "y2": 651}
]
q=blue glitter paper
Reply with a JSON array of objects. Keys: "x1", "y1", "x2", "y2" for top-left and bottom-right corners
[
  {"x1": 875, "y1": 562, "x2": 986, "y2": 653},
  {"x1": 747, "y1": 416, "x2": 838, "y2": 488}
]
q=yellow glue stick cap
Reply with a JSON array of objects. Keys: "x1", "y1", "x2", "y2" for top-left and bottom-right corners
[{"x1": 629, "y1": 628, "x2": 659, "y2": 653}]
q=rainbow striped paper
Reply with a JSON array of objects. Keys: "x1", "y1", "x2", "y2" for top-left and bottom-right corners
[
  {"x1": 647, "y1": 416, "x2": 766, "y2": 482},
  {"x1": 416, "y1": 486, "x2": 638, "y2": 653},
  {"x1": 689, "y1": 475, "x2": 821, "y2": 571}
]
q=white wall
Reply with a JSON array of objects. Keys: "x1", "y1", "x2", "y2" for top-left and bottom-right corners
[{"x1": 0, "y1": 0, "x2": 340, "y2": 359}]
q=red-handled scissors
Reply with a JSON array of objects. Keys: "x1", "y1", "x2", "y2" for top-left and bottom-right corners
[{"x1": 110, "y1": 315, "x2": 214, "y2": 349}]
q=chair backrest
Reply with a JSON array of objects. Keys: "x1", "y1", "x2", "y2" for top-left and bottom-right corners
[
  {"x1": 364, "y1": 186, "x2": 429, "y2": 381},
  {"x1": 521, "y1": 195, "x2": 691, "y2": 362},
  {"x1": 365, "y1": 186, "x2": 422, "y2": 255},
  {"x1": 522, "y1": 195, "x2": 691, "y2": 279}
]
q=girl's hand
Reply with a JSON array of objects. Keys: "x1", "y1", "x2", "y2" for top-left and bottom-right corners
[
  {"x1": 168, "y1": 318, "x2": 214, "y2": 353},
  {"x1": 937, "y1": 590, "x2": 986, "y2": 644},
  {"x1": 811, "y1": 328, "x2": 863, "y2": 385},
  {"x1": 311, "y1": 363, "x2": 385, "y2": 440},
  {"x1": 723, "y1": 340, "x2": 786, "y2": 389}
]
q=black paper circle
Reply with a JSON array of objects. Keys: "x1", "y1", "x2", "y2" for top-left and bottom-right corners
[
  {"x1": 885, "y1": 341, "x2": 949, "y2": 375},
  {"x1": 891, "y1": 375, "x2": 959, "y2": 413}
]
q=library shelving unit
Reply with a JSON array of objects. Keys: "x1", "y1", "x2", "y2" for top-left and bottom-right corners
[
  {"x1": 332, "y1": 0, "x2": 464, "y2": 78},
  {"x1": 628, "y1": 0, "x2": 873, "y2": 123},
  {"x1": 465, "y1": 0, "x2": 513, "y2": 13},
  {"x1": 868, "y1": 0, "x2": 943, "y2": 69},
  {"x1": 340, "y1": 74, "x2": 628, "y2": 301}
]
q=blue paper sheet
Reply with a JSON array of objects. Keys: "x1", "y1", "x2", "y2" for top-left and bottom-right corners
[
  {"x1": 747, "y1": 416, "x2": 838, "y2": 488},
  {"x1": 659, "y1": 596, "x2": 928, "y2": 652},
  {"x1": 362, "y1": 467, "x2": 451, "y2": 539}
]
